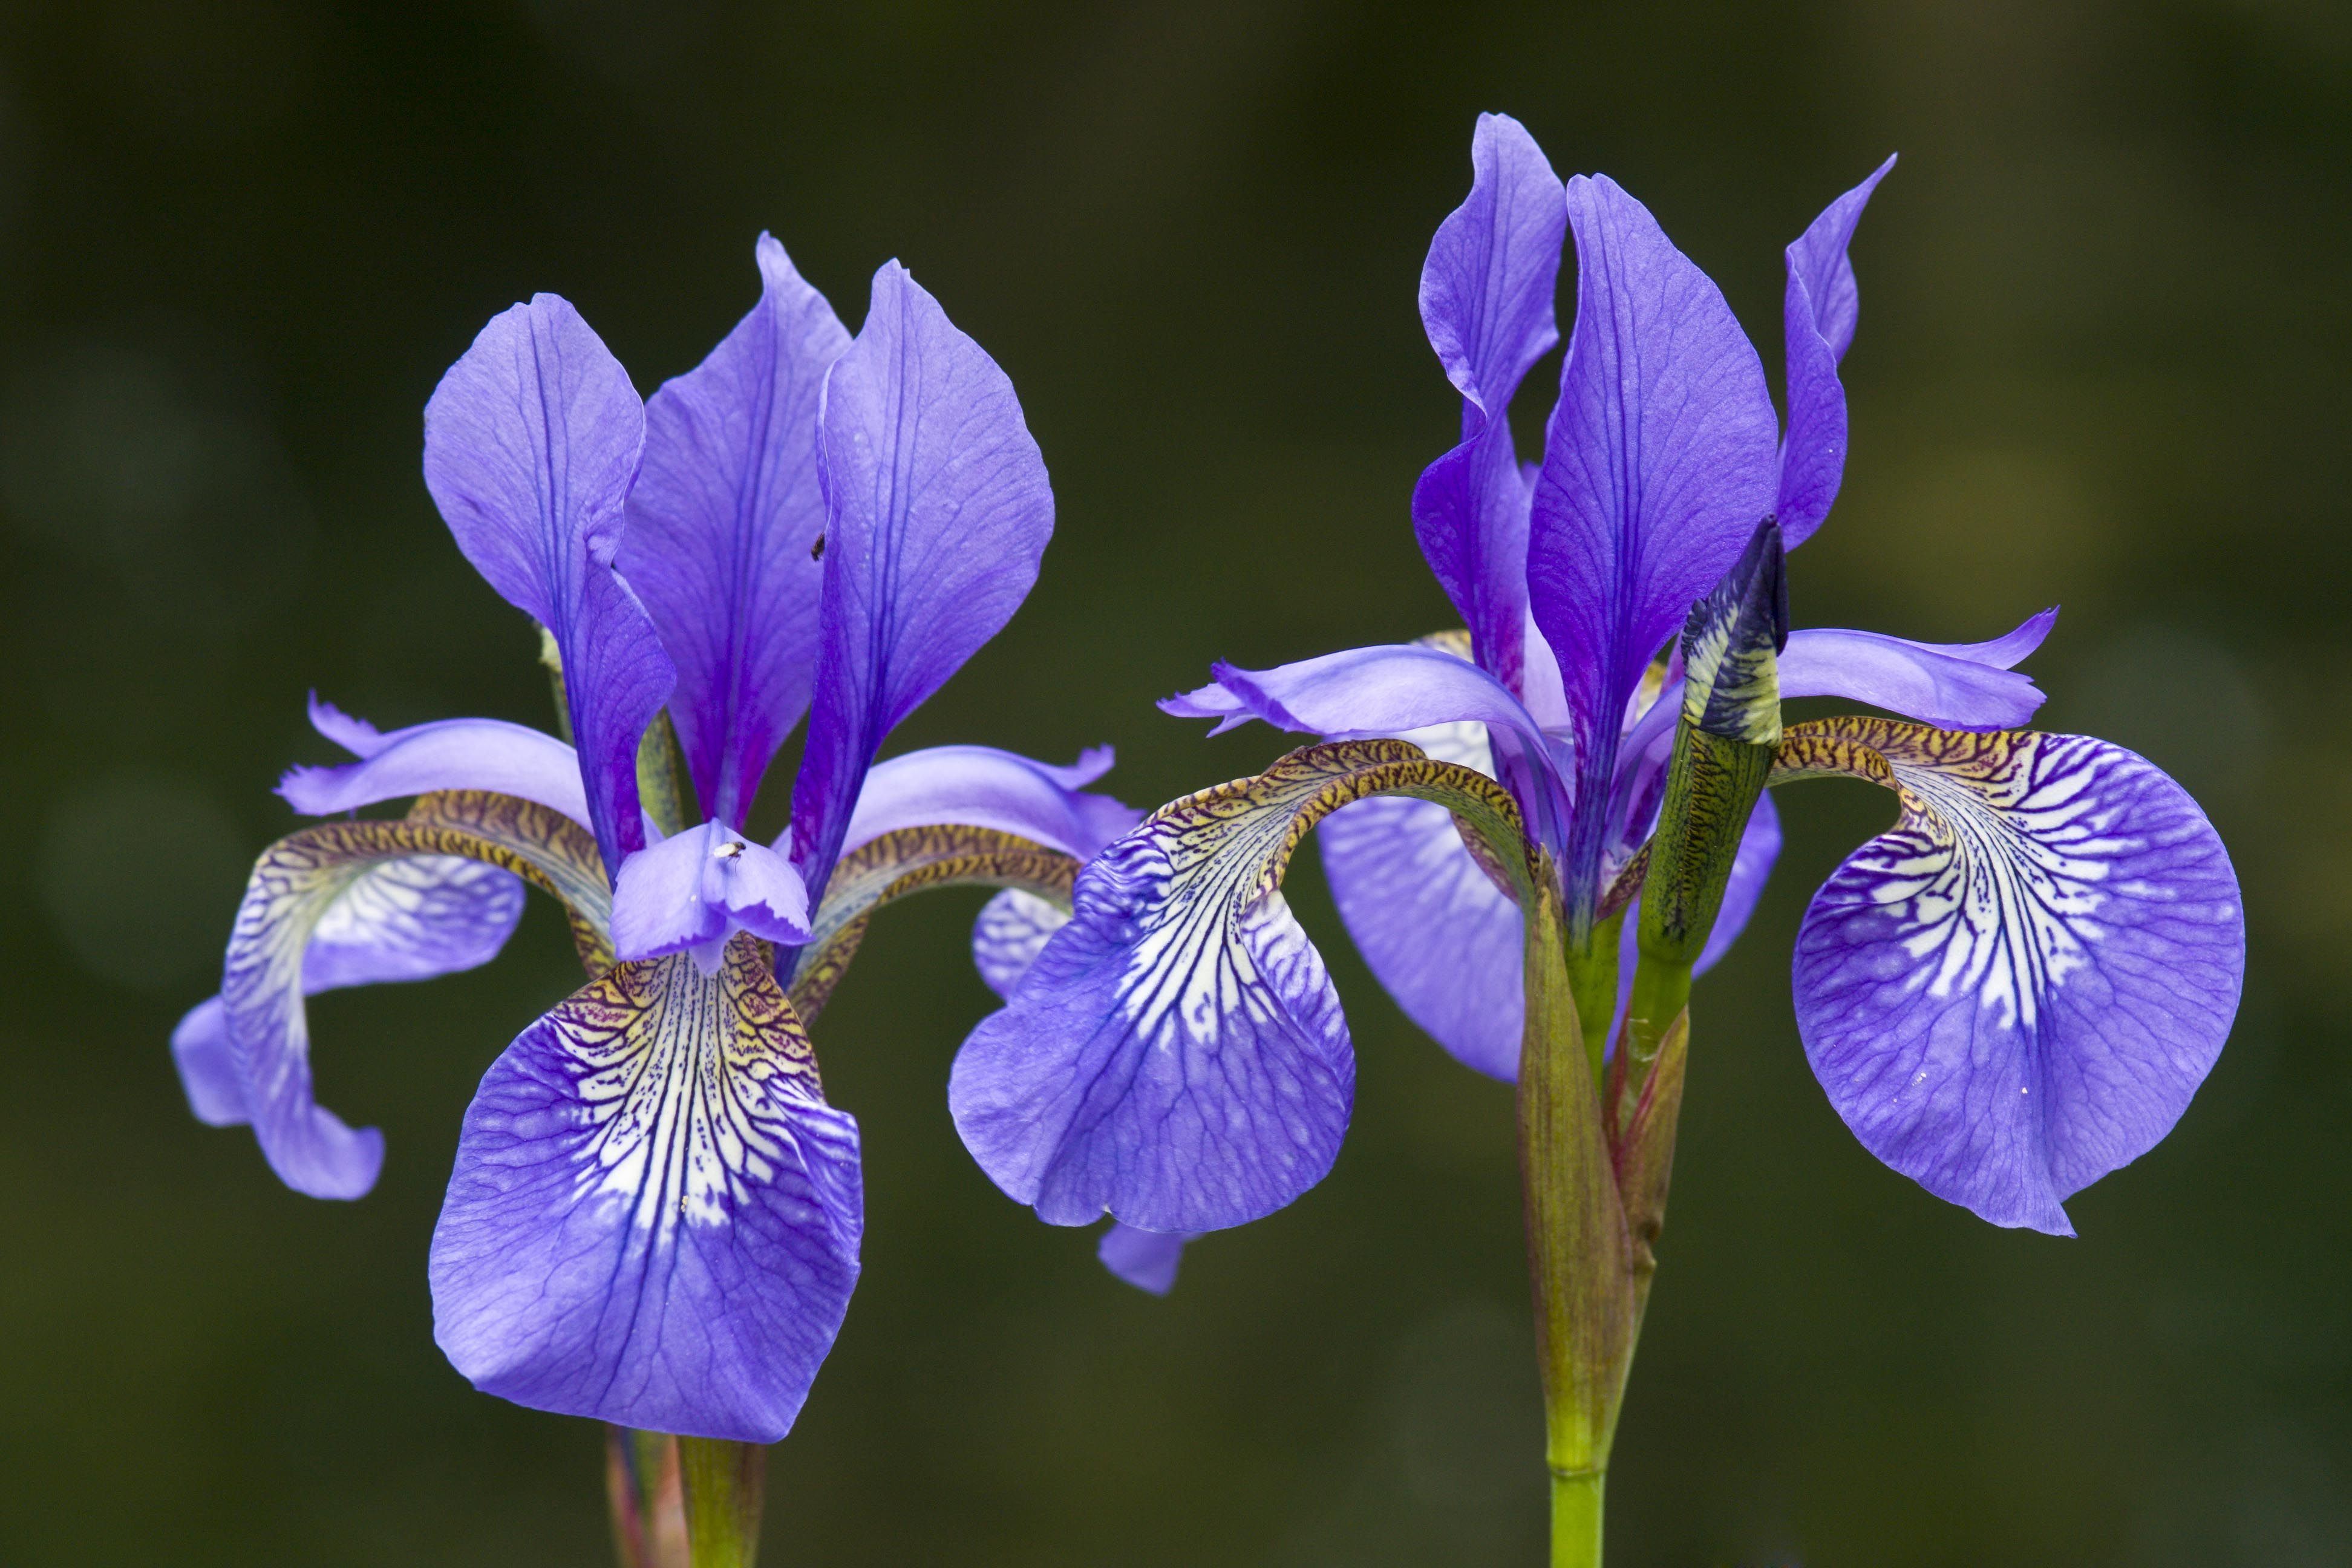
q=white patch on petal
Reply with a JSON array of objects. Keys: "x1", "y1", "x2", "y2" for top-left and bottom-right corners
[{"x1": 1845, "y1": 733, "x2": 2135, "y2": 1031}]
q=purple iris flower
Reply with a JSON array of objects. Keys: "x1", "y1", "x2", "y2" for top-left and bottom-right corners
[
  {"x1": 171, "y1": 235, "x2": 1139, "y2": 1442},
  {"x1": 948, "y1": 115, "x2": 2242, "y2": 1252}
]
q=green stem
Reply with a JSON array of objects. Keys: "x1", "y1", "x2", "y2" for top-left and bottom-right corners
[
  {"x1": 678, "y1": 1437, "x2": 766, "y2": 1568},
  {"x1": 1518, "y1": 885, "x2": 1637, "y2": 1568},
  {"x1": 1549, "y1": 1468, "x2": 1606, "y2": 1568},
  {"x1": 606, "y1": 1427, "x2": 688, "y2": 1568}
]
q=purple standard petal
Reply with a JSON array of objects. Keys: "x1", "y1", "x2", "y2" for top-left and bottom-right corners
[
  {"x1": 622, "y1": 235, "x2": 853, "y2": 826},
  {"x1": 174, "y1": 854, "x2": 526, "y2": 1129},
  {"x1": 1780, "y1": 616, "x2": 2051, "y2": 732},
  {"x1": 972, "y1": 887, "x2": 1071, "y2": 1001},
  {"x1": 279, "y1": 711, "x2": 591, "y2": 829},
  {"x1": 1782, "y1": 721, "x2": 2243, "y2": 1234},
  {"x1": 431, "y1": 937, "x2": 861, "y2": 1440},
  {"x1": 1412, "y1": 113, "x2": 1566, "y2": 687},
  {"x1": 1161, "y1": 643, "x2": 1572, "y2": 849},
  {"x1": 1320, "y1": 720, "x2": 1526, "y2": 1081},
  {"x1": 842, "y1": 745, "x2": 1141, "y2": 863},
  {"x1": 950, "y1": 773, "x2": 1359, "y2": 1234},
  {"x1": 1525, "y1": 176, "x2": 1779, "y2": 903},
  {"x1": 612, "y1": 822, "x2": 812, "y2": 972},
  {"x1": 1776, "y1": 155, "x2": 1896, "y2": 547},
  {"x1": 789, "y1": 264, "x2": 1054, "y2": 906},
  {"x1": 1098, "y1": 1222, "x2": 1191, "y2": 1296},
  {"x1": 423, "y1": 294, "x2": 676, "y2": 877}
]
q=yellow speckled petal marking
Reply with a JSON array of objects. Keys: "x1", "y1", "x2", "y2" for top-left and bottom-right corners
[{"x1": 789, "y1": 823, "x2": 1082, "y2": 1021}]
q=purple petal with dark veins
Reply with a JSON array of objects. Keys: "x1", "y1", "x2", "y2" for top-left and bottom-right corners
[
  {"x1": 1320, "y1": 720, "x2": 1525, "y2": 1081},
  {"x1": 1413, "y1": 113, "x2": 1566, "y2": 687},
  {"x1": 1526, "y1": 176, "x2": 1779, "y2": 894},
  {"x1": 423, "y1": 294, "x2": 675, "y2": 877},
  {"x1": 788, "y1": 264, "x2": 1054, "y2": 907},
  {"x1": 1098, "y1": 1223, "x2": 1191, "y2": 1296},
  {"x1": 1785, "y1": 723, "x2": 2243, "y2": 1234},
  {"x1": 1777, "y1": 156, "x2": 1895, "y2": 547},
  {"x1": 622, "y1": 235, "x2": 852, "y2": 826},
  {"x1": 612, "y1": 821, "x2": 812, "y2": 972},
  {"x1": 431, "y1": 938, "x2": 860, "y2": 1440},
  {"x1": 279, "y1": 712, "x2": 590, "y2": 829},
  {"x1": 972, "y1": 888, "x2": 1071, "y2": 1001},
  {"x1": 950, "y1": 802, "x2": 1353, "y2": 1235},
  {"x1": 842, "y1": 745, "x2": 1141, "y2": 863}
]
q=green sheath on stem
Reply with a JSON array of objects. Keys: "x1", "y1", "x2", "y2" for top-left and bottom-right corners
[{"x1": 679, "y1": 1437, "x2": 768, "y2": 1568}]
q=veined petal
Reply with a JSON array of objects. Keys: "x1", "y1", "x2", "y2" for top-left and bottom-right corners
[
  {"x1": 789, "y1": 823, "x2": 1082, "y2": 1023},
  {"x1": 612, "y1": 822, "x2": 812, "y2": 971},
  {"x1": 430, "y1": 936, "x2": 861, "y2": 1442},
  {"x1": 1320, "y1": 720, "x2": 1525, "y2": 1081},
  {"x1": 790, "y1": 264, "x2": 1054, "y2": 906},
  {"x1": 1526, "y1": 176, "x2": 1779, "y2": 895},
  {"x1": 1777, "y1": 719, "x2": 2243, "y2": 1234},
  {"x1": 1413, "y1": 113, "x2": 1566, "y2": 687},
  {"x1": 423, "y1": 294, "x2": 676, "y2": 877},
  {"x1": 1097, "y1": 1223, "x2": 1191, "y2": 1296},
  {"x1": 279, "y1": 710, "x2": 591, "y2": 829},
  {"x1": 622, "y1": 235, "x2": 853, "y2": 826},
  {"x1": 220, "y1": 794, "x2": 613, "y2": 1198},
  {"x1": 1160, "y1": 643, "x2": 1572, "y2": 848},
  {"x1": 172, "y1": 855, "x2": 527, "y2": 1126},
  {"x1": 1777, "y1": 155, "x2": 1895, "y2": 547},
  {"x1": 950, "y1": 741, "x2": 1531, "y2": 1233},
  {"x1": 972, "y1": 887, "x2": 1070, "y2": 1001},
  {"x1": 1780, "y1": 619, "x2": 2049, "y2": 731},
  {"x1": 841, "y1": 744, "x2": 1141, "y2": 862}
]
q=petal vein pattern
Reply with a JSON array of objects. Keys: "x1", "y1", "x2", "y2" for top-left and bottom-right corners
[
  {"x1": 950, "y1": 741, "x2": 1531, "y2": 1233},
  {"x1": 221, "y1": 792, "x2": 615, "y2": 1199},
  {"x1": 1778, "y1": 719, "x2": 2243, "y2": 1234},
  {"x1": 430, "y1": 935, "x2": 861, "y2": 1442}
]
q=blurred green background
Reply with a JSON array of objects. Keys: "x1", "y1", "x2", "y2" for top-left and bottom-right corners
[{"x1": 2, "y1": 1, "x2": 2345, "y2": 1563}]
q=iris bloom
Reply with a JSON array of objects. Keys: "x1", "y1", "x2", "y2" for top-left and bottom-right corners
[
  {"x1": 172, "y1": 237, "x2": 1137, "y2": 1442},
  {"x1": 949, "y1": 114, "x2": 2243, "y2": 1252}
]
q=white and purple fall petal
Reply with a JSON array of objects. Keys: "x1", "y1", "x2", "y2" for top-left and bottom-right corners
[
  {"x1": 1779, "y1": 720, "x2": 2243, "y2": 1233},
  {"x1": 431, "y1": 936, "x2": 860, "y2": 1441}
]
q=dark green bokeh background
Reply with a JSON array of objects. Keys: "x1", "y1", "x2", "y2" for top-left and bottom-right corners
[{"x1": 3, "y1": 2, "x2": 2345, "y2": 1563}]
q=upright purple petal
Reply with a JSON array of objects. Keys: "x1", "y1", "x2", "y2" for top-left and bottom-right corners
[
  {"x1": 1777, "y1": 157, "x2": 1895, "y2": 547},
  {"x1": 423, "y1": 295, "x2": 675, "y2": 877},
  {"x1": 841, "y1": 745, "x2": 1140, "y2": 863},
  {"x1": 1526, "y1": 176, "x2": 1779, "y2": 904},
  {"x1": 279, "y1": 712, "x2": 591, "y2": 830},
  {"x1": 622, "y1": 236, "x2": 853, "y2": 826},
  {"x1": 789, "y1": 264, "x2": 1053, "y2": 904},
  {"x1": 1782, "y1": 722, "x2": 2243, "y2": 1233},
  {"x1": 1320, "y1": 720, "x2": 1526, "y2": 1081},
  {"x1": 431, "y1": 938, "x2": 861, "y2": 1440},
  {"x1": 1412, "y1": 114, "x2": 1566, "y2": 688}
]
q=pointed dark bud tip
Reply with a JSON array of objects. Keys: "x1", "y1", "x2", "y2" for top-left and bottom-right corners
[{"x1": 1680, "y1": 517, "x2": 1788, "y2": 743}]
